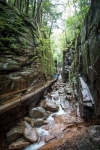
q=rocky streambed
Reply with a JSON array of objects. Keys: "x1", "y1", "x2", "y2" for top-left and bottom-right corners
[{"x1": 3, "y1": 79, "x2": 100, "y2": 150}]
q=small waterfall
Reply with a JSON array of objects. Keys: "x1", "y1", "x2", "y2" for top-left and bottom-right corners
[
  {"x1": 51, "y1": 91, "x2": 58, "y2": 97},
  {"x1": 24, "y1": 128, "x2": 48, "y2": 150},
  {"x1": 54, "y1": 104, "x2": 65, "y2": 115},
  {"x1": 47, "y1": 114, "x2": 54, "y2": 123},
  {"x1": 36, "y1": 127, "x2": 49, "y2": 136}
]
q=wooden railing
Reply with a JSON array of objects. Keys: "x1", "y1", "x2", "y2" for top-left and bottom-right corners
[{"x1": 0, "y1": 81, "x2": 46, "y2": 105}]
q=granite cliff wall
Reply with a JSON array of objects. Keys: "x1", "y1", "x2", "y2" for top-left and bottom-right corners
[
  {"x1": 0, "y1": 1, "x2": 54, "y2": 104},
  {"x1": 72, "y1": 0, "x2": 100, "y2": 117}
]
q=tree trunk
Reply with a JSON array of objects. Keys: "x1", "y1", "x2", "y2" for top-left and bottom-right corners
[
  {"x1": 25, "y1": 0, "x2": 29, "y2": 15},
  {"x1": 32, "y1": 0, "x2": 36, "y2": 18},
  {"x1": 8, "y1": 0, "x2": 11, "y2": 4},
  {"x1": 19, "y1": 0, "x2": 22, "y2": 12},
  {"x1": 35, "y1": 0, "x2": 43, "y2": 24},
  {"x1": 49, "y1": 19, "x2": 53, "y2": 37},
  {"x1": 14, "y1": 0, "x2": 16, "y2": 6}
]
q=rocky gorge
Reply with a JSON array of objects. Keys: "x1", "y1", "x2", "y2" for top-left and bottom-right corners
[
  {"x1": 1, "y1": 0, "x2": 100, "y2": 149},
  {"x1": 2, "y1": 78, "x2": 100, "y2": 150},
  {"x1": 72, "y1": 0, "x2": 100, "y2": 118}
]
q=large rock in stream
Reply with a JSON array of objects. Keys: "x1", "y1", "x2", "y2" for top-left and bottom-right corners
[
  {"x1": 88, "y1": 125, "x2": 100, "y2": 140},
  {"x1": 34, "y1": 118, "x2": 47, "y2": 126},
  {"x1": 39, "y1": 99, "x2": 59, "y2": 112},
  {"x1": 8, "y1": 141, "x2": 30, "y2": 149},
  {"x1": 6, "y1": 127, "x2": 23, "y2": 144},
  {"x1": 29, "y1": 107, "x2": 48, "y2": 119},
  {"x1": 23, "y1": 121, "x2": 38, "y2": 142}
]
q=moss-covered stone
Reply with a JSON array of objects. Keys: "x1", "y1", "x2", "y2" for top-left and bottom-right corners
[{"x1": 0, "y1": 2, "x2": 54, "y2": 103}]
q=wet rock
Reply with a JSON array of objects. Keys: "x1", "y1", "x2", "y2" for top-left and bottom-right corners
[
  {"x1": 8, "y1": 141, "x2": 30, "y2": 149},
  {"x1": 23, "y1": 121, "x2": 38, "y2": 142},
  {"x1": 24, "y1": 117, "x2": 31, "y2": 124},
  {"x1": 45, "y1": 134, "x2": 56, "y2": 142},
  {"x1": 47, "y1": 93, "x2": 52, "y2": 99},
  {"x1": 75, "y1": 77, "x2": 94, "y2": 118},
  {"x1": 88, "y1": 125, "x2": 100, "y2": 138},
  {"x1": 47, "y1": 111, "x2": 52, "y2": 116},
  {"x1": 52, "y1": 89, "x2": 56, "y2": 92},
  {"x1": 6, "y1": 127, "x2": 23, "y2": 144},
  {"x1": 60, "y1": 83, "x2": 66, "y2": 87},
  {"x1": 65, "y1": 95, "x2": 73, "y2": 101},
  {"x1": 24, "y1": 117, "x2": 34, "y2": 127},
  {"x1": 43, "y1": 120, "x2": 48, "y2": 125},
  {"x1": 93, "y1": 137, "x2": 100, "y2": 143},
  {"x1": 34, "y1": 118, "x2": 46, "y2": 126},
  {"x1": 29, "y1": 107, "x2": 48, "y2": 119},
  {"x1": 39, "y1": 99, "x2": 59, "y2": 112},
  {"x1": 53, "y1": 96, "x2": 59, "y2": 101},
  {"x1": 58, "y1": 88, "x2": 64, "y2": 94},
  {"x1": 31, "y1": 119, "x2": 34, "y2": 127},
  {"x1": 16, "y1": 136, "x2": 28, "y2": 142},
  {"x1": 64, "y1": 87, "x2": 72, "y2": 95}
]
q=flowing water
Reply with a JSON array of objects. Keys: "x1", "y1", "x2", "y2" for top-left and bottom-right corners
[
  {"x1": 23, "y1": 79, "x2": 83, "y2": 150},
  {"x1": 24, "y1": 141, "x2": 45, "y2": 150}
]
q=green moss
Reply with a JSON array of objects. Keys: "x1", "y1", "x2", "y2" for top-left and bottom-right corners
[{"x1": 0, "y1": 2, "x2": 54, "y2": 80}]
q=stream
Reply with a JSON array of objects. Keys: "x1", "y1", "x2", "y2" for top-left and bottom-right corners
[
  {"x1": 5, "y1": 77, "x2": 100, "y2": 150},
  {"x1": 3, "y1": 78, "x2": 100, "y2": 150},
  {"x1": 23, "y1": 78, "x2": 84, "y2": 150},
  {"x1": 5, "y1": 76, "x2": 91, "y2": 150}
]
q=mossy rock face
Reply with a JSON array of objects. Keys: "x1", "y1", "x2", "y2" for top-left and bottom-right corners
[
  {"x1": 72, "y1": 0, "x2": 100, "y2": 116},
  {"x1": 0, "y1": 2, "x2": 54, "y2": 103},
  {"x1": 0, "y1": 56, "x2": 28, "y2": 71}
]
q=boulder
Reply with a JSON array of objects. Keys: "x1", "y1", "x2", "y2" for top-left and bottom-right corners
[
  {"x1": 58, "y1": 88, "x2": 64, "y2": 94},
  {"x1": 88, "y1": 125, "x2": 100, "y2": 138},
  {"x1": 8, "y1": 141, "x2": 30, "y2": 149},
  {"x1": 24, "y1": 117, "x2": 34, "y2": 127},
  {"x1": 31, "y1": 119, "x2": 34, "y2": 127},
  {"x1": 65, "y1": 95, "x2": 73, "y2": 101},
  {"x1": 6, "y1": 127, "x2": 23, "y2": 144},
  {"x1": 29, "y1": 107, "x2": 48, "y2": 119},
  {"x1": 24, "y1": 117, "x2": 31, "y2": 124},
  {"x1": 39, "y1": 99, "x2": 59, "y2": 112},
  {"x1": 47, "y1": 93, "x2": 52, "y2": 99},
  {"x1": 64, "y1": 87, "x2": 72, "y2": 95},
  {"x1": 23, "y1": 121, "x2": 38, "y2": 142},
  {"x1": 16, "y1": 136, "x2": 28, "y2": 142},
  {"x1": 53, "y1": 96, "x2": 59, "y2": 101},
  {"x1": 34, "y1": 118, "x2": 47, "y2": 126}
]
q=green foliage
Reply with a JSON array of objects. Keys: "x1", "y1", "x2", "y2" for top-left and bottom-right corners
[
  {"x1": 39, "y1": 36, "x2": 54, "y2": 78},
  {"x1": 63, "y1": 0, "x2": 90, "y2": 46},
  {"x1": 49, "y1": 0, "x2": 91, "y2": 68}
]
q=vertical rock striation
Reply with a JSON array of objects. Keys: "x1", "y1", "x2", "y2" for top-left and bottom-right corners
[
  {"x1": 0, "y1": 2, "x2": 54, "y2": 104},
  {"x1": 72, "y1": 0, "x2": 100, "y2": 117}
]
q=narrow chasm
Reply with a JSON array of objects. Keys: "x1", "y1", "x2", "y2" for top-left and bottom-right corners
[{"x1": 1, "y1": 0, "x2": 100, "y2": 150}]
